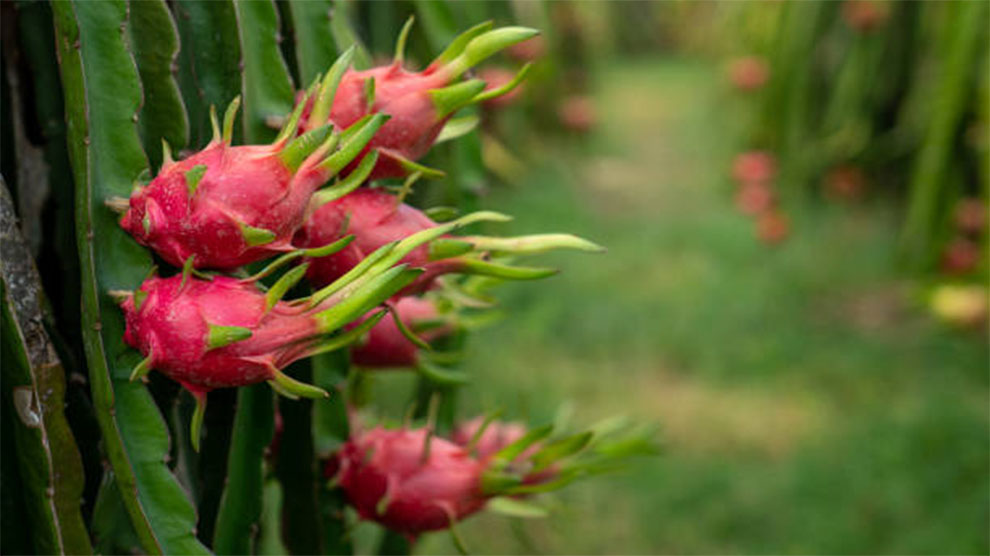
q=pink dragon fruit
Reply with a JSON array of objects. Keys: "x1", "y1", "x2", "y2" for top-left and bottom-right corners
[
  {"x1": 451, "y1": 417, "x2": 528, "y2": 460},
  {"x1": 296, "y1": 187, "x2": 602, "y2": 294},
  {"x1": 332, "y1": 426, "x2": 488, "y2": 537},
  {"x1": 117, "y1": 91, "x2": 387, "y2": 269},
  {"x1": 114, "y1": 230, "x2": 441, "y2": 449},
  {"x1": 296, "y1": 20, "x2": 536, "y2": 180},
  {"x1": 350, "y1": 296, "x2": 452, "y2": 368}
]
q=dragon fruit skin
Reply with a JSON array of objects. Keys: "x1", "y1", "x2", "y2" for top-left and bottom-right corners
[
  {"x1": 296, "y1": 188, "x2": 439, "y2": 291},
  {"x1": 334, "y1": 426, "x2": 488, "y2": 536},
  {"x1": 350, "y1": 297, "x2": 450, "y2": 368},
  {"x1": 121, "y1": 143, "x2": 309, "y2": 269},
  {"x1": 120, "y1": 274, "x2": 323, "y2": 392},
  {"x1": 451, "y1": 417, "x2": 528, "y2": 460}
]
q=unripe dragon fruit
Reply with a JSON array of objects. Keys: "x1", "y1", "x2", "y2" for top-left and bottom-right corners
[
  {"x1": 350, "y1": 296, "x2": 452, "y2": 368},
  {"x1": 296, "y1": 187, "x2": 602, "y2": 295},
  {"x1": 117, "y1": 87, "x2": 387, "y2": 269},
  {"x1": 333, "y1": 426, "x2": 488, "y2": 537},
  {"x1": 296, "y1": 20, "x2": 536, "y2": 180}
]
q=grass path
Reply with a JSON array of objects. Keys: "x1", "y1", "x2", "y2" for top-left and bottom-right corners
[{"x1": 415, "y1": 58, "x2": 988, "y2": 554}]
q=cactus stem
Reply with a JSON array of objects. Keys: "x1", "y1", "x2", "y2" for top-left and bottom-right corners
[
  {"x1": 222, "y1": 96, "x2": 241, "y2": 144},
  {"x1": 393, "y1": 15, "x2": 415, "y2": 66}
]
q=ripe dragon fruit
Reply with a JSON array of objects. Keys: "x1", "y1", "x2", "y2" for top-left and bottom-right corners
[
  {"x1": 112, "y1": 217, "x2": 486, "y2": 449},
  {"x1": 296, "y1": 20, "x2": 536, "y2": 180},
  {"x1": 295, "y1": 187, "x2": 603, "y2": 295},
  {"x1": 350, "y1": 296, "x2": 453, "y2": 368},
  {"x1": 117, "y1": 85, "x2": 387, "y2": 270},
  {"x1": 328, "y1": 420, "x2": 613, "y2": 542},
  {"x1": 332, "y1": 426, "x2": 488, "y2": 537}
]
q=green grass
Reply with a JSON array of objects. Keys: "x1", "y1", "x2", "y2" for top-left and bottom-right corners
[{"x1": 406, "y1": 58, "x2": 988, "y2": 554}]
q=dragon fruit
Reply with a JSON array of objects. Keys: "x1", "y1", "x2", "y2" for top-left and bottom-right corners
[
  {"x1": 478, "y1": 67, "x2": 526, "y2": 109},
  {"x1": 734, "y1": 182, "x2": 776, "y2": 216},
  {"x1": 727, "y1": 56, "x2": 770, "y2": 93},
  {"x1": 954, "y1": 198, "x2": 986, "y2": 236},
  {"x1": 327, "y1": 418, "x2": 646, "y2": 542},
  {"x1": 332, "y1": 426, "x2": 488, "y2": 537},
  {"x1": 296, "y1": 20, "x2": 536, "y2": 180},
  {"x1": 112, "y1": 220, "x2": 472, "y2": 449},
  {"x1": 731, "y1": 150, "x2": 776, "y2": 186},
  {"x1": 350, "y1": 296, "x2": 452, "y2": 368},
  {"x1": 117, "y1": 86, "x2": 387, "y2": 270},
  {"x1": 296, "y1": 187, "x2": 602, "y2": 295},
  {"x1": 452, "y1": 417, "x2": 528, "y2": 460}
]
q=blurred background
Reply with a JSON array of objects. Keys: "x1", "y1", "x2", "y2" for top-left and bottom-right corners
[
  {"x1": 3, "y1": 0, "x2": 987, "y2": 554},
  {"x1": 356, "y1": 1, "x2": 988, "y2": 553}
]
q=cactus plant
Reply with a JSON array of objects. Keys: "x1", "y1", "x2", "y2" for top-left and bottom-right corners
[{"x1": 4, "y1": 3, "x2": 655, "y2": 554}]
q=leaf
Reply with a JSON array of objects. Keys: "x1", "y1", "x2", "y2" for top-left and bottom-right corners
[
  {"x1": 212, "y1": 384, "x2": 275, "y2": 555},
  {"x1": 233, "y1": 0, "x2": 296, "y2": 143},
  {"x1": 172, "y1": 0, "x2": 242, "y2": 148},
  {"x1": 51, "y1": 2, "x2": 208, "y2": 553},
  {"x1": 127, "y1": 0, "x2": 189, "y2": 169},
  {"x1": 0, "y1": 183, "x2": 92, "y2": 555},
  {"x1": 286, "y1": 0, "x2": 339, "y2": 85}
]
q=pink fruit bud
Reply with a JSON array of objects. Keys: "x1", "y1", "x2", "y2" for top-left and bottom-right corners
[
  {"x1": 727, "y1": 56, "x2": 769, "y2": 92},
  {"x1": 731, "y1": 151, "x2": 776, "y2": 186},
  {"x1": 351, "y1": 297, "x2": 451, "y2": 368},
  {"x1": 333, "y1": 426, "x2": 488, "y2": 536}
]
